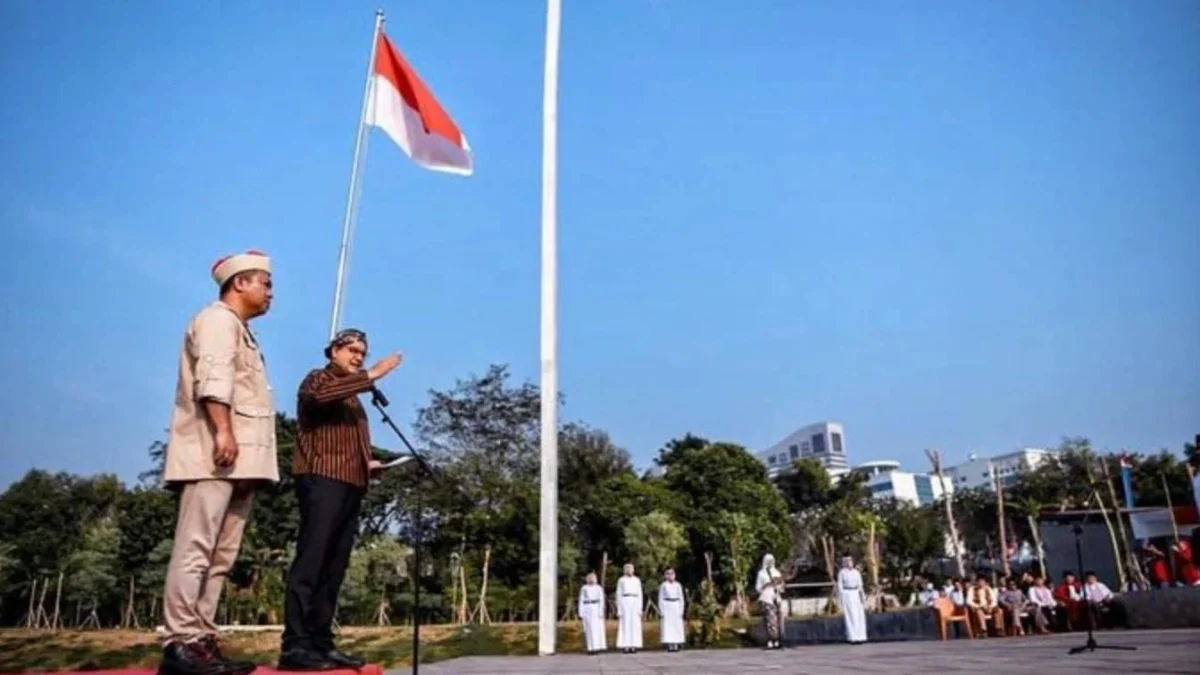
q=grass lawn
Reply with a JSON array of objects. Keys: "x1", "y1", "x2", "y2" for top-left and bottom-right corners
[{"x1": 0, "y1": 620, "x2": 753, "y2": 672}]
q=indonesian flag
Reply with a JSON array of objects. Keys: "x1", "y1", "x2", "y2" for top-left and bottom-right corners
[{"x1": 366, "y1": 31, "x2": 473, "y2": 176}]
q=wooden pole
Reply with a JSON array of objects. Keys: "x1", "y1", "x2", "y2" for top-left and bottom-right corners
[
  {"x1": 24, "y1": 578, "x2": 37, "y2": 628},
  {"x1": 1161, "y1": 472, "x2": 1180, "y2": 544},
  {"x1": 926, "y1": 449, "x2": 966, "y2": 578},
  {"x1": 51, "y1": 571, "x2": 64, "y2": 631},
  {"x1": 475, "y1": 545, "x2": 492, "y2": 624},
  {"x1": 1101, "y1": 459, "x2": 1148, "y2": 590},
  {"x1": 993, "y1": 470, "x2": 1011, "y2": 578}
]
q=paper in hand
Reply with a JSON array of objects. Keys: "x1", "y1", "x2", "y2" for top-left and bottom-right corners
[{"x1": 380, "y1": 455, "x2": 414, "y2": 469}]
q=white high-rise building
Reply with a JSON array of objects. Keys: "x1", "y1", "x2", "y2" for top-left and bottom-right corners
[
  {"x1": 757, "y1": 422, "x2": 848, "y2": 477},
  {"x1": 945, "y1": 448, "x2": 1055, "y2": 491}
]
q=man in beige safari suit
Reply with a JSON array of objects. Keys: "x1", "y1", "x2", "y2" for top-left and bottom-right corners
[{"x1": 158, "y1": 250, "x2": 277, "y2": 675}]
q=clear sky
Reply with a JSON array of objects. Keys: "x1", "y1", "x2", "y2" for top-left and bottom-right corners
[{"x1": 1, "y1": 1, "x2": 1197, "y2": 489}]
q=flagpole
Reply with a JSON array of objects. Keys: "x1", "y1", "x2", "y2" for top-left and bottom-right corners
[
  {"x1": 329, "y1": 9, "x2": 386, "y2": 340},
  {"x1": 537, "y1": 0, "x2": 562, "y2": 657}
]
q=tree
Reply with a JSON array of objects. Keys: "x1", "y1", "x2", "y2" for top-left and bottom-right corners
[
  {"x1": 873, "y1": 501, "x2": 945, "y2": 581},
  {"x1": 624, "y1": 511, "x2": 687, "y2": 581},
  {"x1": 63, "y1": 518, "x2": 121, "y2": 627},
  {"x1": 775, "y1": 458, "x2": 833, "y2": 513},
  {"x1": 414, "y1": 365, "x2": 542, "y2": 591},
  {"x1": 341, "y1": 536, "x2": 409, "y2": 625},
  {"x1": 658, "y1": 438, "x2": 791, "y2": 590},
  {"x1": 575, "y1": 473, "x2": 677, "y2": 568}
]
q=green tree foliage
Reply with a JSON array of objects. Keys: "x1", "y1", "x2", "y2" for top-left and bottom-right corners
[
  {"x1": 624, "y1": 510, "x2": 687, "y2": 581},
  {"x1": 63, "y1": 518, "x2": 121, "y2": 622},
  {"x1": 775, "y1": 458, "x2": 834, "y2": 513},
  {"x1": 659, "y1": 438, "x2": 791, "y2": 589},
  {"x1": 1, "y1": 367, "x2": 1196, "y2": 630}
]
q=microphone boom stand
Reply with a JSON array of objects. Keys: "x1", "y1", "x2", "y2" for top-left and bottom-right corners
[
  {"x1": 1066, "y1": 523, "x2": 1135, "y2": 655},
  {"x1": 370, "y1": 389, "x2": 439, "y2": 675}
]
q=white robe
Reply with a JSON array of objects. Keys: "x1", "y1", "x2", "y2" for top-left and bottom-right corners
[
  {"x1": 658, "y1": 581, "x2": 685, "y2": 645},
  {"x1": 837, "y1": 568, "x2": 867, "y2": 643},
  {"x1": 578, "y1": 583, "x2": 606, "y2": 652},
  {"x1": 616, "y1": 575, "x2": 644, "y2": 648}
]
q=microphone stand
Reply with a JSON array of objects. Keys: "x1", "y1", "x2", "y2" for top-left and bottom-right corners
[
  {"x1": 1067, "y1": 522, "x2": 1135, "y2": 655},
  {"x1": 370, "y1": 388, "x2": 438, "y2": 675}
]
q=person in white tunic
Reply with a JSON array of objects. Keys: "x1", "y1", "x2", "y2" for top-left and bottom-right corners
[
  {"x1": 837, "y1": 556, "x2": 868, "y2": 644},
  {"x1": 578, "y1": 572, "x2": 606, "y2": 654},
  {"x1": 616, "y1": 563, "x2": 644, "y2": 653},
  {"x1": 754, "y1": 553, "x2": 784, "y2": 649},
  {"x1": 658, "y1": 568, "x2": 686, "y2": 652}
]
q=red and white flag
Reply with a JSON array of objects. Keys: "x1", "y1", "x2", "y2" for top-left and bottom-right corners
[{"x1": 366, "y1": 31, "x2": 473, "y2": 176}]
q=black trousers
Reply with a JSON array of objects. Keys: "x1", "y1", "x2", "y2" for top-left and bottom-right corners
[{"x1": 282, "y1": 474, "x2": 364, "y2": 652}]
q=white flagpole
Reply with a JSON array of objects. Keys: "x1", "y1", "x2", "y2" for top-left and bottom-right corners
[
  {"x1": 329, "y1": 9, "x2": 386, "y2": 340},
  {"x1": 537, "y1": 0, "x2": 562, "y2": 657}
]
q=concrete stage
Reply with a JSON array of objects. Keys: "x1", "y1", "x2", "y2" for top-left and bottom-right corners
[{"x1": 403, "y1": 628, "x2": 1197, "y2": 675}]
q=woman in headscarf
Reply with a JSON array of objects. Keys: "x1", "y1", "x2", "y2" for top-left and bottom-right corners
[
  {"x1": 837, "y1": 555, "x2": 868, "y2": 644},
  {"x1": 754, "y1": 553, "x2": 784, "y2": 649}
]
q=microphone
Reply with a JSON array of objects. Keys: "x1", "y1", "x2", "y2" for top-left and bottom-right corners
[{"x1": 371, "y1": 386, "x2": 390, "y2": 407}]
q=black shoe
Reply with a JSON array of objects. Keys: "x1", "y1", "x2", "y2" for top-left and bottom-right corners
[
  {"x1": 323, "y1": 650, "x2": 366, "y2": 669},
  {"x1": 277, "y1": 649, "x2": 339, "y2": 672},
  {"x1": 199, "y1": 635, "x2": 257, "y2": 675},
  {"x1": 158, "y1": 641, "x2": 243, "y2": 675}
]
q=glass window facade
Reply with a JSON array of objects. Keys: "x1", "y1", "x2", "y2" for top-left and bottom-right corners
[{"x1": 914, "y1": 475, "x2": 935, "y2": 505}]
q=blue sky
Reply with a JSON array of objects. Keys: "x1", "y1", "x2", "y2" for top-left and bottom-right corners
[{"x1": 1, "y1": 1, "x2": 1197, "y2": 489}]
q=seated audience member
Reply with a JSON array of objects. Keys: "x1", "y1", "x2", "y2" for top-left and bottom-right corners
[
  {"x1": 1025, "y1": 576, "x2": 1057, "y2": 634},
  {"x1": 997, "y1": 578, "x2": 1034, "y2": 635},
  {"x1": 966, "y1": 578, "x2": 1002, "y2": 636},
  {"x1": 941, "y1": 579, "x2": 956, "y2": 599},
  {"x1": 1053, "y1": 572, "x2": 1085, "y2": 629},
  {"x1": 917, "y1": 581, "x2": 938, "y2": 607},
  {"x1": 1141, "y1": 543, "x2": 1172, "y2": 588},
  {"x1": 951, "y1": 580, "x2": 967, "y2": 606},
  {"x1": 1173, "y1": 540, "x2": 1200, "y2": 586},
  {"x1": 1082, "y1": 571, "x2": 1122, "y2": 629}
]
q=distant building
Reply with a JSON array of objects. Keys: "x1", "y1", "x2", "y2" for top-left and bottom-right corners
[
  {"x1": 857, "y1": 460, "x2": 953, "y2": 507},
  {"x1": 757, "y1": 422, "x2": 848, "y2": 477},
  {"x1": 945, "y1": 448, "x2": 1055, "y2": 491}
]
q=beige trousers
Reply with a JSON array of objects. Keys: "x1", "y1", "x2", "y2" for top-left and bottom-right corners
[{"x1": 162, "y1": 479, "x2": 255, "y2": 643}]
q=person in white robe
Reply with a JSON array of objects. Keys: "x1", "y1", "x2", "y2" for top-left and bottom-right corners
[
  {"x1": 837, "y1": 556, "x2": 868, "y2": 644},
  {"x1": 658, "y1": 568, "x2": 686, "y2": 652},
  {"x1": 616, "y1": 563, "x2": 644, "y2": 653},
  {"x1": 754, "y1": 553, "x2": 784, "y2": 649},
  {"x1": 578, "y1": 572, "x2": 606, "y2": 654}
]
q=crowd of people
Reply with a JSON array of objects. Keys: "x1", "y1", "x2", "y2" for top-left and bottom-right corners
[{"x1": 915, "y1": 570, "x2": 1123, "y2": 636}]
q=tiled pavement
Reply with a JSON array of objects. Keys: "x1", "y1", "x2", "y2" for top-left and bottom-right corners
[{"x1": 400, "y1": 628, "x2": 1199, "y2": 674}]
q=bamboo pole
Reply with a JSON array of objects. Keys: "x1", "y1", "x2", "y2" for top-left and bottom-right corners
[
  {"x1": 1088, "y1": 491, "x2": 1127, "y2": 591},
  {"x1": 1026, "y1": 514, "x2": 1047, "y2": 577},
  {"x1": 1084, "y1": 459, "x2": 1127, "y2": 590},
  {"x1": 1101, "y1": 459, "x2": 1148, "y2": 590},
  {"x1": 993, "y1": 471, "x2": 1011, "y2": 578},
  {"x1": 1161, "y1": 472, "x2": 1180, "y2": 544},
  {"x1": 475, "y1": 545, "x2": 492, "y2": 624},
  {"x1": 24, "y1": 578, "x2": 37, "y2": 628},
  {"x1": 35, "y1": 576, "x2": 49, "y2": 628},
  {"x1": 51, "y1": 571, "x2": 63, "y2": 631},
  {"x1": 926, "y1": 449, "x2": 965, "y2": 578}
]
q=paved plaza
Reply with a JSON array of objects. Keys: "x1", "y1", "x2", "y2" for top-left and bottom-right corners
[{"x1": 401, "y1": 628, "x2": 1199, "y2": 675}]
